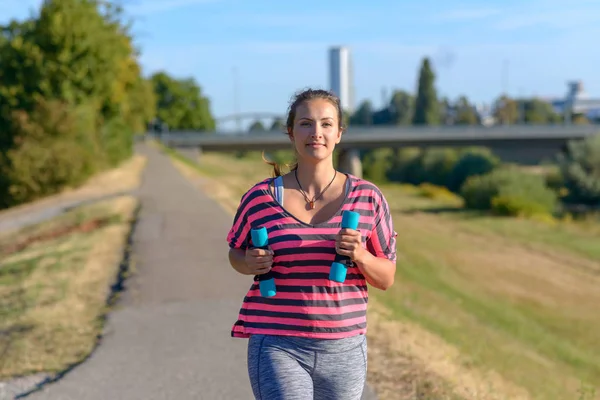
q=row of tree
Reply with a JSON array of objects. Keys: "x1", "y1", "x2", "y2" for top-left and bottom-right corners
[
  {"x1": 245, "y1": 57, "x2": 591, "y2": 133},
  {"x1": 348, "y1": 58, "x2": 589, "y2": 127},
  {"x1": 0, "y1": 0, "x2": 215, "y2": 208}
]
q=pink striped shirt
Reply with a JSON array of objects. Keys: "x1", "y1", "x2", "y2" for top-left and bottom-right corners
[{"x1": 226, "y1": 174, "x2": 397, "y2": 339}]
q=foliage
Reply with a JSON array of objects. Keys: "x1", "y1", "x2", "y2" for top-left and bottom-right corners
[
  {"x1": 558, "y1": 134, "x2": 600, "y2": 206},
  {"x1": 417, "y1": 182, "x2": 463, "y2": 203},
  {"x1": 0, "y1": 0, "x2": 158, "y2": 208},
  {"x1": 389, "y1": 90, "x2": 414, "y2": 125},
  {"x1": 386, "y1": 147, "x2": 423, "y2": 184},
  {"x1": 150, "y1": 71, "x2": 215, "y2": 131},
  {"x1": 248, "y1": 120, "x2": 265, "y2": 132},
  {"x1": 362, "y1": 148, "x2": 394, "y2": 183},
  {"x1": 0, "y1": 99, "x2": 100, "y2": 207},
  {"x1": 412, "y1": 57, "x2": 440, "y2": 125},
  {"x1": 270, "y1": 118, "x2": 285, "y2": 132},
  {"x1": 454, "y1": 96, "x2": 479, "y2": 125},
  {"x1": 417, "y1": 148, "x2": 459, "y2": 186},
  {"x1": 446, "y1": 147, "x2": 501, "y2": 192},
  {"x1": 461, "y1": 167, "x2": 558, "y2": 216},
  {"x1": 350, "y1": 100, "x2": 373, "y2": 125}
]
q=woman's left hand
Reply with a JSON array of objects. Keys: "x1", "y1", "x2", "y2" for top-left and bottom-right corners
[{"x1": 335, "y1": 229, "x2": 367, "y2": 263}]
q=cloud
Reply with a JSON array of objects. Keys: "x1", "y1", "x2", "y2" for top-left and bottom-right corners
[{"x1": 126, "y1": 0, "x2": 218, "y2": 16}]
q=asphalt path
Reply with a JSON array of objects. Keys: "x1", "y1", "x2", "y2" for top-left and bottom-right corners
[{"x1": 13, "y1": 144, "x2": 378, "y2": 399}]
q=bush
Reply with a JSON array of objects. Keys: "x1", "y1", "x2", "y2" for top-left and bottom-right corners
[
  {"x1": 0, "y1": 99, "x2": 102, "y2": 207},
  {"x1": 447, "y1": 147, "x2": 500, "y2": 192},
  {"x1": 461, "y1": 167, "x2": 558, "y2": 217},
  {"x1": 558, "y1": 133, "x2": 600, "y2": 206},
  {"x1": 362, "y1": 148, "x2": 394, "y2": 183},
  {"x1": 418, "y1": 148, "x2": 459, "y2": 186},
  {"x1": 101, "y1": 116, "x2": 134, "y2": 167},
  {"x1": 418, "y1": 183, "x2": 463, "y2": 203},
  {"x1": 387, "y1": 147, "x2": 423, "y2": 184},
  {"x1": 491, "y1": 195, "x2": 554, "y2": 217}
]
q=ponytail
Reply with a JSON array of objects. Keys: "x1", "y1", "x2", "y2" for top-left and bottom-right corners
[{"x1": 261, "y1": 151, "x2": 297, "y2": 177}]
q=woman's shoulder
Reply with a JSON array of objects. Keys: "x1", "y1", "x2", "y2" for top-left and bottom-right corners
[
  {"x1": 239, "y1": 177, "x2": 273, "y2": 199},
  {"x1": 346, "y1": 174, "x2": 386, "y2": 199}
]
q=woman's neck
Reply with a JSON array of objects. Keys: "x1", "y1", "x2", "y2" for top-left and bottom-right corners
[{"x1": 294, "y1": 161, "x2": 337, "y2": 196}]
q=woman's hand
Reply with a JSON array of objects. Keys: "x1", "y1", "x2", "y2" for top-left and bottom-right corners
[
  {"x1": 244, "y1": 247, "x2": 274, "y2": 275},
  {"x1": 335, "y1": 229, "x2": 368, "y2": 264}
]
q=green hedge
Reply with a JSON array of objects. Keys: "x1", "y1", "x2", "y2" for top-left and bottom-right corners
[{"x1": 461, "y1": 167, "x2": 558, "y2": 217}]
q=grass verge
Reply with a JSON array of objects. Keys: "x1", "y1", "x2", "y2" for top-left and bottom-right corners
[
  {"x1": 159, "y1": 144, "x2": 600, "y2": 400},
  {"x1": 0, "y1": 154, "x2": 145, "y2": 381},
  {"x1": 0, "y1": 195, "x2": 139, "y2": 379}
]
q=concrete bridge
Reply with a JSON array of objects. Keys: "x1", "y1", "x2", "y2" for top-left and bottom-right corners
[{"x1": 155, "y1": 124, "x2": 599, "y2": 178}]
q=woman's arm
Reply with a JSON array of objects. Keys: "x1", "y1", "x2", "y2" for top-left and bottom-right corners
[
  {"x1": 336, "y1": 229, "x2": 396, "y2": 291},
  {"x1": 229, "y1": 247, "x2": 274, "y2": 276},
  {"x1": 229, "y1": 248, "x2": 250, "y2": 275},
  {"x1": 354, "y1": 249, "x2": 395, "y2": 291}
]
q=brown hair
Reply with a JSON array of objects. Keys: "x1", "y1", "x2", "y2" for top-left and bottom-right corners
[{"x1": 263, "y1": 88, "x2": 345, "y2": 177}]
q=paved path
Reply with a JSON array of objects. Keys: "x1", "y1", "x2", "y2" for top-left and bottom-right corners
[{"x1": 18, "y1": 144, "x2": 377, "y2": 399}]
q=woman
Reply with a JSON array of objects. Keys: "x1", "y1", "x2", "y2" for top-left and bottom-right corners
[{"x1": 227, "y1": 88, "x2": 397, "y2": 399}]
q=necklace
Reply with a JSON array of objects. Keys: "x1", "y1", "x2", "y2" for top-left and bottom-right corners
[{"x1": 294, "y1": 169, "x2": 337, "y2": 210}]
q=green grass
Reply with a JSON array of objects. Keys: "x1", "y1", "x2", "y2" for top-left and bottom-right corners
[{"x1": 165, "y1": 148, "x2": 600, "y2": 400}]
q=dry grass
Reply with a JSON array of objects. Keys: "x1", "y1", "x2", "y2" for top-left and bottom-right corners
[
  {"x1": 0, "y1": 154, "x2": 145, "y2": 379},
  {"x1": 160, "y1": 145, "x2": 600, "y2": 400},
  {"x1": 0, "y1": 154, "x2": 146, "y2": 228},
  {"x1": 0, "y1": 195, "x2": 138, "y2": 378}
]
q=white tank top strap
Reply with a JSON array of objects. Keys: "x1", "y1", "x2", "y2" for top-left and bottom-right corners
[{"x1": 274, "y1": 175, "x2": 284, "y2": 204}]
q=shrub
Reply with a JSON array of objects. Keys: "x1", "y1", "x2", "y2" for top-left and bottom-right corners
[
  {"x1": 418, "y1": 148, "x2": 459, "y2": 186},
  {"x1": 447, "y1": 147, "x2": 500, "y2": 192},
  {"x1": 101, "y1": 116, "x2": 134, "y2": 167},
  {"x1": 362, "y1": 148, "x2": 394, "y2": 183},
  {"x1": 461, "y1": 167, "x2": 558, "y2": 217},
  {"x1": 387, "y1": 147, "x2": 423, "y2": 184},
  {"x1": 558, "y1": 133, "x2": 600, "y2": 206},
  {"x1": 418, "y1": 182, "x2": 463, "y2": 203},
  {"x1": 0, "y1": 99, "x2": 102, "y2": 207}
]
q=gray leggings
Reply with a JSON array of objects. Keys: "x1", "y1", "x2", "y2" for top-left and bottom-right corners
[{"x1": 247, "y1": 334, "x2": 367, "y2": 400}]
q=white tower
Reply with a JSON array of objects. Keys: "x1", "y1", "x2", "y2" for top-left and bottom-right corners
[{"x1": 328, "y1": 46, "x2": 354, "y2": 113}]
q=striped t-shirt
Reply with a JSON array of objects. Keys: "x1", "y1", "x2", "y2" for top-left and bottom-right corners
[{"x1": 226, "y1": 173, "x2": 397, "y2": 339}]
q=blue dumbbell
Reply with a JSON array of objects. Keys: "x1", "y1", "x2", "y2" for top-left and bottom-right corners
[
  {"x1": 250, "y1": 227, "x2": 276, "y2": 297},
  {"x1": 329, "y1": 210, "x2": 360, "y2": 283}
]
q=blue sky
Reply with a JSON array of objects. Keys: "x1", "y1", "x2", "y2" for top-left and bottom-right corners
[{"x1": 2, "y1": 0, "x2": 599, "y2": 129}]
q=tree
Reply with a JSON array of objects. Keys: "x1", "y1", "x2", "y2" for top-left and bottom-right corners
[
  {"x1": 350, "y1": 100, "x2": 373, "y2": 125},
  {"x1": 389, "y1": 90, "x2": 413, "y2": 125},
  {"x1": 522, "y1": 98, "x2": 561, "y2": 124},
  {"x1": 412, "y1": 57, "x2": 440, "y2": 125},
  {"x1": 270, "y1": 118, "x2": 285, "y2": 132},
  {"x1": 0, "y1": 0, "x2": 157, "y2": 206},
  {"x1": 493, "y1": 95, "x2": 518, "y2": 125},
  {"x1": 455, "y1": 96, "x2": 478, "y2": 125},
  {"x1": 150, "y1": 72, "x2": 215, "y2": 131},
  {"x1": 248, "y1": 120, "x2": 265, "y2": 132},
  {"x1": 558, "y1": 134, "x2": 600, "y2": 206}
]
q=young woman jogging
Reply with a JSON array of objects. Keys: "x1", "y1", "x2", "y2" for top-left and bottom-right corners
[{"x1": 227, "y1": 88, "x2": 397, "y2": 400}]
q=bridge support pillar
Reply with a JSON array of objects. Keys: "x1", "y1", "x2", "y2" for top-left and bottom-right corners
[{"x1": 337, "y1": 149, "x2": 362, "y2": 178}]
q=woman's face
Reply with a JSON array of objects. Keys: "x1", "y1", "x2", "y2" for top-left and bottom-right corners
[{"x1": 288, "y1": 99, "x2": 342, "y2": 165}]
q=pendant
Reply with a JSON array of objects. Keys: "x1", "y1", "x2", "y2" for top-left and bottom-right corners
[{"x1": 309, "y1": 201, "x2": 315, "y2": 209}]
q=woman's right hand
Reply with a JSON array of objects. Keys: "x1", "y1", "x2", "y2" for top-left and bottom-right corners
[{"x1": 244, "y1": 247, "x2": 274, "y2": 275}]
